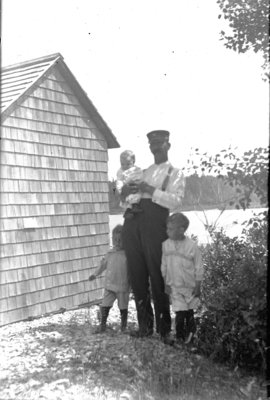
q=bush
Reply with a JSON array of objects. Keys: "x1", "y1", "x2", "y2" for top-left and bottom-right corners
[{"x1": 196, "y1": 211, "x2": 267, "y2": 373}]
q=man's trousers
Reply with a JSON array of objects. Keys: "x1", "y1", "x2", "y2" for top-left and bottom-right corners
[{"x1": 122, "y1": 199, "x2": 171, "y2": 336}]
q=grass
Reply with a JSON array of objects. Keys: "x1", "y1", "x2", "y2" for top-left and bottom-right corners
[{"x1": 0, "y1": 300, "x2": 267, "y2": 400}]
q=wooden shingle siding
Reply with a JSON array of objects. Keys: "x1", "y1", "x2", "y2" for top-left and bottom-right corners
[{"x1": 0, "y1": 54, "x2": 119, "y2": 326}]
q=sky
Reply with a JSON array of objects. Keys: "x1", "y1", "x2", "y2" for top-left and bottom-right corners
[{"x1": 2, "y1": 0, "x2": 269, "y2": 179}]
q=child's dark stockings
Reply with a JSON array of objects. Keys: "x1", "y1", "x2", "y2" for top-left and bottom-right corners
[
  {"x1": 120, "y1": 309, "x2": 128, "y2": 331},
  {"x1": 175, "y1": 309, "x2": 196, "y2": 341}
]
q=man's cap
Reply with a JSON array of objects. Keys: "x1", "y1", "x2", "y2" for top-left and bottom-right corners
[{"x1": 146, "y1": 130, "x2": 170, "y2": 142}]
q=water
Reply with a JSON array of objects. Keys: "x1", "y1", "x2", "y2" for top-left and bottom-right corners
[{"x1": 109, "y1": 208, "x2": 267, "y2": 245}]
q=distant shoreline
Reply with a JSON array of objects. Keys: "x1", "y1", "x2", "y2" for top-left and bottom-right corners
[
  {"x1": 109, "y1": 207, "x2": 267, "y2": 244},
  {"x1": 109, "y1": 204, "x2": 265, "y2": 215}
]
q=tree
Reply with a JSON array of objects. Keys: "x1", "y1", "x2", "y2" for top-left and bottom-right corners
[
  {"x1": 198, "y1": 215, "x2": 267, "y2": 372},
  {"x1": 190, "y1": 146, "x2": 269, "y2": 210},
  {"x1": 183, "y1": 174, "x2": 238, "y2": 210},
  {"x1": 217, "y1": 0, "x2": 270, "y2": 79}
]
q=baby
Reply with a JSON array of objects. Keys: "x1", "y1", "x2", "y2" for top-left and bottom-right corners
[{"x1": 116, "y1": 150, "x2": 143, "y2": 218}]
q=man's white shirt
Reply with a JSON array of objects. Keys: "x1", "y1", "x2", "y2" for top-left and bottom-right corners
[{"x1": 142, "y1": 161, "x2": 185, "y2": 212}]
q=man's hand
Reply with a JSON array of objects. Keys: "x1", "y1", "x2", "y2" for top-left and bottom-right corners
[
  {"x1": 165, "y1": 284, "x2": 172, "y2": 295},
  {"x1": 192, "y1": 281, "x2": 201, "y2": 297},
  {"x1": 120, "y1": 183, "x2": 139, "y2": 201},
  {"x1": 138, "y1": 181, "x2": 155, "y2": 195}
]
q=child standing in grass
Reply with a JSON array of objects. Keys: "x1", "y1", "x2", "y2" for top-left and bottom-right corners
[
  {"x1": 161, "y1": 213, "x2": 203, "y2": 344},
  {"x1": 89, "y1": 224, "x2": 130, "y2": 333}
]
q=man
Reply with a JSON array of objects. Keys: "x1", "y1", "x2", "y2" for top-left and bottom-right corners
[{"x1": 121, "y1": 130, "x2": 185, "y2": 341}]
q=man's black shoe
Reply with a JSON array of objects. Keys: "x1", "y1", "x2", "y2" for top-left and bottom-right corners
[
  {"x1": 129, "y1": 329, "x2": 153, "y2": 338},
  {"x1": 162, "y1": 334, "x2": 175, "y2": 346}
]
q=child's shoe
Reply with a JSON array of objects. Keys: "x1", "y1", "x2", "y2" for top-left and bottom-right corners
[
  {"x1": 162, "y1": 333, "x2": 175, "y2": 346},
  {"x1": 174, "y1": 337, "x2": 184, "y2": 347},
  {"x1": 93, "y1": 326, "x2": 106, "y2": 334},
  {"x1": 93, "y1": 306, "x2": 110, "y2": 333}
]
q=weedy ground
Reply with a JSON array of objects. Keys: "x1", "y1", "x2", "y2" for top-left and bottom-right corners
[{"x1": 0, "y1": 300, "x2": 266, "y2": 400}]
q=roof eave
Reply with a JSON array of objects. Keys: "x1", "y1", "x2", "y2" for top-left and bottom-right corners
[
  {"x1": 1, "y1": 53, "x2": 120, "y2": 149},
  {"x1": 1, "y1": 54, "x2": 63, "y2": 121},
  {"x1": 56, "y1": 59, "x2": 120, "y2": 149}
]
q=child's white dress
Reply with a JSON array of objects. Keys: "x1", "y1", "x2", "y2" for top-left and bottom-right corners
[
  {"x1": 116, "y1": 165, "x2": 143, "y2": 208},
  {"x1": 161, "y1": 237, "x2": 203, "y2": 311}
]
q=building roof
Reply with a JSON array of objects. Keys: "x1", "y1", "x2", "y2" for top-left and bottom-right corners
[{"x1": 1, "y1": 53, "x2": 120, "y2": 148}]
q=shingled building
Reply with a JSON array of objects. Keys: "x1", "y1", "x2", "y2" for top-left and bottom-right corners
[{"x1": 0, "y1": 53, "x2": 119, "y2": 326}]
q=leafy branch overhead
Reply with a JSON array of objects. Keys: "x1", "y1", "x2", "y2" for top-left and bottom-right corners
[{"x1": 217, "y1": 0, "x2": 270, "y2": 79}]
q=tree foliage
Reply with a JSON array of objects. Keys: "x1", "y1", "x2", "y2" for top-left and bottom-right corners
[
  {"x1": 198, "y1": 212, "x2": 267, "y2": 373},
  {"x1": 109, "y1": 146, "x2": 268, "y2": 212},
  {"x1": 109, "y1": 173, "x2": 259, "y2": 214},
  {"x1": 183, "y1": 173, "x2": 245, "y2": 210},
  {"x1": 187, "y1": 146, "x2": 268, "y2": 210},
  {"x1": 217, "y1": 0, "x2": 270, "y2": 79}
]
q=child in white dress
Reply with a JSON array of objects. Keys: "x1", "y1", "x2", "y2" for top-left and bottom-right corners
[{"x1": 161, "y1": 213, "x2": 203, "y2": 344}]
